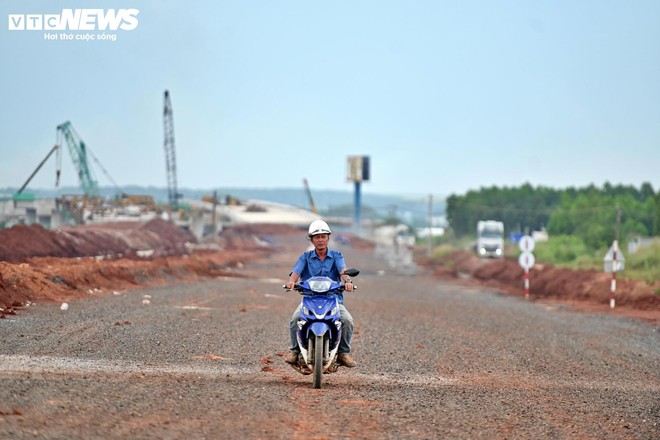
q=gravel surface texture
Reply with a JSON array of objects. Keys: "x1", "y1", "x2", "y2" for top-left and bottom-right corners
[{"x1": 1, "y1": 237, "x2": 658, "y2": 439}]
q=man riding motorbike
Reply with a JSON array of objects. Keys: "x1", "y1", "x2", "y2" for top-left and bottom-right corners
[{"x1": 284, "y1": 220, "x2": 356, "y2": 368}]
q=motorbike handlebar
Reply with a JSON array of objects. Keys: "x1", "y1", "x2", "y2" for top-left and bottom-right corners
[{"x1": 281, "y1": 284, "x2": 357, "y2": 293}]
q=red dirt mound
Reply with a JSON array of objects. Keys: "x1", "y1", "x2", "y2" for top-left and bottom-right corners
[
  {"x1": 0, "y1": 219, "x2": 196, "y2": 262},
  {"x1": 0, "y1": 251, "x2": 255, "y2": 313},
  {"x1": 419, "y1": 250, "x2": 660, "y2": 323},
  {"x1": 0, "y1": 222, "x2": 326, "y2": 313}
]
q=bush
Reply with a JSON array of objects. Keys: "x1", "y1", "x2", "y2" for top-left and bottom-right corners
[
  {"x1": 431, "y1": 243, "x2": 456, "y2": 259},
  {"x1": 533, "y1": 236, "x2": 659, "y2": 283},
  {"x1": 534, "y1": 235, "x2": 590, "y2": 265},
  {"x1": 625, "y1": 242, "x2": 660, "y2": 284}
]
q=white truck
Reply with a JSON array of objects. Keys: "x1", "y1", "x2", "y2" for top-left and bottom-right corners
[{"x1": 476, "y1": 220, "x2": 504, "y2": 258}]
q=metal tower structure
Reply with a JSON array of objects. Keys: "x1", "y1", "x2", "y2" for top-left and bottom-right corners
[
  {"x1": 163, "y1": 90, "x2": 179, "y2": 210},
  {"x1": 56, "y1": 121, "x2": 99, "y2": 197}
]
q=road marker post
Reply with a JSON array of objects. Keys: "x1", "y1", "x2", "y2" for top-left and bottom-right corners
[
  {"x1": 518, "y1": 236, "x2": 536, "y2": 300},
  {"x1": 603, "y1": 240, "x2": 625, "y2": 309},
  {"x1": 611, "y1": 241, "x2": 617, "y2": 309},
  {"x1": 524, "y1": 268, "x2": 530, "y2": 298}
]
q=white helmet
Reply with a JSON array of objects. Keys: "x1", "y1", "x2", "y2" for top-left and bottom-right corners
[{"x1": 308, "y1": 220, "x2": 332, "y2": 238}]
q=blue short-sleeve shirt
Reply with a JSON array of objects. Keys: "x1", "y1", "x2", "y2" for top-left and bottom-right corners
[{"x1": 292, "y1": 249, "x2": 347, "y2": 303}]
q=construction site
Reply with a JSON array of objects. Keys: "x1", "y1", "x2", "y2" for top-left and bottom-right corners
[
  {"x1": 0, "y1": 91, "x2": 321, "y2": 235},
  {"x1": 1, "y1": 90, "x2": 659, "y2": 324},
  {"x1": 0, "y1": 89, "x2": 329, "y2": 306}
]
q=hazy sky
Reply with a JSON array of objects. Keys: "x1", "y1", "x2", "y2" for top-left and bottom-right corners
[{"x1": 2, "y1": 1, "x2": 659, "y2": 197}]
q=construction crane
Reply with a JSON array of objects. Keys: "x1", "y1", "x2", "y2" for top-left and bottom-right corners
[
  {"x1": 56, "y1": 121, "x2": 99, "y2": 197},
  {"x1": 163, "y1": 90, "x2": 179, "y2": 211},
  {"x1": 16, "y1": 144, "x2": 61, "y2": 195},
  {"x1": 303, "y1": 178, "x2": 318, "y2": 214}
]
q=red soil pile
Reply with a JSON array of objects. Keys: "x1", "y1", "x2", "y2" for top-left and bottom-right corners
[
  {"x1": 0, "y1": 219, "x2": 196, "y2": 262},
  {"x1": 419, "y1": 250, "x2": 660, "y2": 320}
]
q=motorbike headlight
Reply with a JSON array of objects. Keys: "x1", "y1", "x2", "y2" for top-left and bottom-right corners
[
  {"x1": 302, "y1": 306, "x2": 310, "y2": 315},
  {"x1": 330, "y1": 306, "x2": 338, "y2": 315},
  {"x1": 308, "y1": 279, "x2": 332, "y2": 293}
]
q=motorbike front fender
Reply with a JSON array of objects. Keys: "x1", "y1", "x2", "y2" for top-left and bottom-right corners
[{"x1": 307, "y1": 322, "x2": 331, "y2": 339}]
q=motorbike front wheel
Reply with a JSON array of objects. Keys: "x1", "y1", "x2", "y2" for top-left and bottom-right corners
[{"x1": 312, "y1": 334, "x2": 323, "y2": 388}]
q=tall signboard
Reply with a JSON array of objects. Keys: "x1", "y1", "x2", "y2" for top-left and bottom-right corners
[
  {"x1": 347, "y1": 156, "x2": 370, "y2": 235},
  {"x1": 347, "y1": 156, "x2": 370, "y2": 182}
]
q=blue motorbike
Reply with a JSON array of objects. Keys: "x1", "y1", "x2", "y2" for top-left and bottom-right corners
[{"x1": 287, "y1": 268, "x2": 359, "y2": 388}]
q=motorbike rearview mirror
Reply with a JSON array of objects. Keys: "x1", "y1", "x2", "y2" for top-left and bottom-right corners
[{"x1": 344, "y1": 268, "x2": 359, "y2": 277}]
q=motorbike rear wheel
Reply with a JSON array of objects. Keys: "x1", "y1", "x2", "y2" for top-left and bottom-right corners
[{"x1": 312, "y1": 334, "x2": 323, "y2": 388}]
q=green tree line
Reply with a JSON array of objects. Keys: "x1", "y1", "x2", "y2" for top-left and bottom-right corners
[{"x1": 446, "y1": 182, "x2": 659, "y2": 250}]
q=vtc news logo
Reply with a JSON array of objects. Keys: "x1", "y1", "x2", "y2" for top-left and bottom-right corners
[{"x1": 8, "y1": 9, "x2": 140, "y2": 31}]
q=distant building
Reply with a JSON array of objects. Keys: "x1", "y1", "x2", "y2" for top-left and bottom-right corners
[{"x1": 628, "y1": 236, "x2": 660, "y2": 254}]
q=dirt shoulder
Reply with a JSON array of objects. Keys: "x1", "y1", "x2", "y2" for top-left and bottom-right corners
[
  {"x1": 416, "y1": 249, "x2": 660, "y2": 326},
  {"x1": 1, "y1": 221, "x2": 657, "y2": 326}
]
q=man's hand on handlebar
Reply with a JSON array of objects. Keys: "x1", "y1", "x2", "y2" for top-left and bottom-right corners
[{"x1": 282, "y1": 280, "x2": 356, "y2": 292}]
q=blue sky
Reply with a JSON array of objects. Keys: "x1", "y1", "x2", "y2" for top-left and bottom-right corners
[{"x1": 1, "y1": 0, "x2": 659, "y2": 197}]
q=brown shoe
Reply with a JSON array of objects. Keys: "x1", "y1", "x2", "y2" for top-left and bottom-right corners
[
  {"x1": 337, "y1": 353, "x2": 356, "y2": 368},
  {"x1": 285, "y1": 351, "x2": 300, "y2": 365}
]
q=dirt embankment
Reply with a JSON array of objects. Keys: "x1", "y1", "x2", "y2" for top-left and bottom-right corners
[
  {"x1": 1, "y1": 221, "x2": 657, "y2": 324},
  {"x1": 0, "y1": 219, "x2": 196, "y2": 262},
  {"x1": 0, "y1": 221, "x2": 296, "y2": 316},
  {"x1": 417, "y1": 250, "x2": 660, "y2": 323}
]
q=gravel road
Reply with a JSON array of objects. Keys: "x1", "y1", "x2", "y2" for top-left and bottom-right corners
[{"x1": 1, "y1": 239, "x2": 658, "y2": 439}]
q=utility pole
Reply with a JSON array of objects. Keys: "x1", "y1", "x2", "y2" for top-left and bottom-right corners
[
  {"x1": 211, "y1": 190, "x2": 218, "y2": 236},
  {"x1": 615, "y1": 205, "x2": 622, "y2": 243},
  {"x1": 163, "y1": 90, "x2": 179, "y2": 213},
  {"x1": 610, "y1": 206, "x2": 622, "y2": 309},
  {"x1": 427, "y1": 194, "x2": 433, "y2": 257}
]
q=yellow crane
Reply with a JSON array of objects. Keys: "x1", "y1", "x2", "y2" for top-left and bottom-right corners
[{"x1": 303, "y1": 178, "x2": 318, "y2": 214}]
